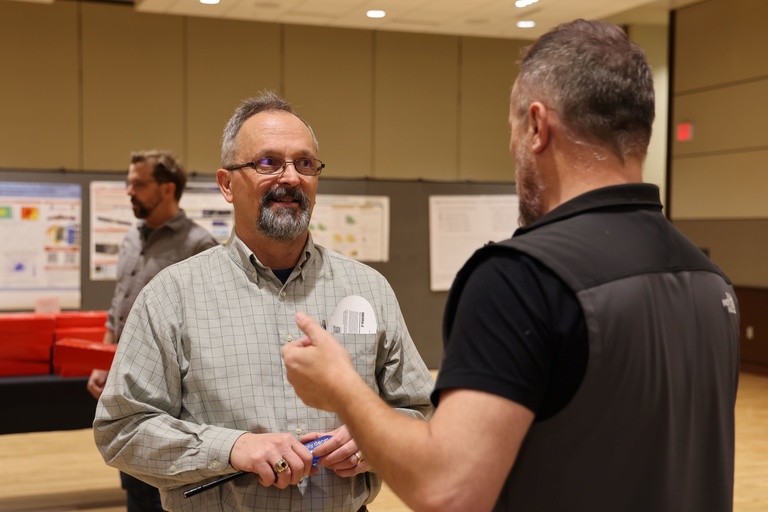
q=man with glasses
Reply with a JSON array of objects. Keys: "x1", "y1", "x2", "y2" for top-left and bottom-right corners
[
  {"x1": 94, "y1": 92, "x2": 434, "y2": 512},
  {"x1": 87, "y1": 150, "x2": 218, "y2": 512}
]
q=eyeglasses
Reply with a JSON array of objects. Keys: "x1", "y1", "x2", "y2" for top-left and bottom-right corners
[{"x1": 225, "y1": 157, "x2": 325, "y2": 176}]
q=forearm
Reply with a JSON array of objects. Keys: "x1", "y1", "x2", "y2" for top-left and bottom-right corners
[
  {"x1": 332, "y1": 373, "x2": 454, "y2": 512},
  {"x1": 94, "y1": 408, "x2": 244, "y2": 489}
]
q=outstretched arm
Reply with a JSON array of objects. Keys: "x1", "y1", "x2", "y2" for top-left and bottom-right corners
[{"x1": 282, "y1": 312, "x2": 535, "y2": 512}]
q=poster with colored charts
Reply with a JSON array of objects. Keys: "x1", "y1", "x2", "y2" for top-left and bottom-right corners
[
  {"x1": 310, "y1": 195, "x2": 389, "y2": 262},
  {"x1": 0, "y1": 181, "x2": 82, "y2": 310}
]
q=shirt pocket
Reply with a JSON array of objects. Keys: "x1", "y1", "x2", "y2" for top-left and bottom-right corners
[{"x1": 335, "y1": 333, "x2": 379, "y2": 391}]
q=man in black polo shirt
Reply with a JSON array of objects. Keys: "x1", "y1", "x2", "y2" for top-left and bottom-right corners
[{"x1": 282, "y1": 18, "x2": 740, "y2": 512}]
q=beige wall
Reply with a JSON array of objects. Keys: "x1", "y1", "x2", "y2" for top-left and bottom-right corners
[
  {"x1": 0, "y1": 1, "x2": 80, "y2": 170},
  {"x1": 0, "y1": 1, "x2": 671, "y2": 188},
  {"x1": 0, "y1": 0, "x2": 524, "y2": 181},
  {"x1": 671, "y1": 0, "x2": 768, "y2": 286},
  {"x1": 629, "y1": 24, "x2": 669, "y2": 209}
]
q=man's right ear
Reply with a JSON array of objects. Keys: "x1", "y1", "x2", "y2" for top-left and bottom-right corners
[
  {"x1": 528, "y1": 102, "x2": 550, "y2": 154},
  {"x1": 216, "y1": 168, "x2": 234, "y2": 204}
]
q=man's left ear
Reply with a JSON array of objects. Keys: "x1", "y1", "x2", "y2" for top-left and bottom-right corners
[{"x1": 529, "y1": 102, "x2": 550, "y2": 154}]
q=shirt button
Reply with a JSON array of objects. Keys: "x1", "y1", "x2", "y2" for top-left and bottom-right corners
[
  {"x1": 279, "y1": 290, "x2": 287, "y2": 298},
  {"x1": 211, "y1": 460, "x2": 220, "y2": 469},
  {"x1": 295, "y1": 428, "x2": 303, "y2": 435},
  {"x1": 285, "y1": 334, "x2": 293, "y2": 342},
  {"x1": 169, "y1": 464, "x2": 177, "y2": 471}
]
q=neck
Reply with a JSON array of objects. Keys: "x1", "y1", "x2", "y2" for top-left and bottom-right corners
[
  {"x1": 542, "y1": 144, "x2": 644, "y2": 214},
  {"x1": 242, "y1": 230, "x2": 308, "y2": 270},
  {"x1": 144, "y1": 203, "x2": 179, "y2": 229}
]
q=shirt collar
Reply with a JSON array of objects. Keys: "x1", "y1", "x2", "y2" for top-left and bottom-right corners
[
  {"x1": 224, "y1": 230, "x2": 315, "y2": 283},
  {"x1": 137, "y1": 209, "x2": 188, "y2": 233},
  {"x1": 513, "y1": 183, "x2": 662, "y2": 237}
]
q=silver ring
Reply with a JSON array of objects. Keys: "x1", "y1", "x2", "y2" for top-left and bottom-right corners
[
  {"x1": 354, "y1": 451, "x2": 363, "y2": 466},
  {"x1": 274, "y1": 458, "x2": 289, "y2": 473}
]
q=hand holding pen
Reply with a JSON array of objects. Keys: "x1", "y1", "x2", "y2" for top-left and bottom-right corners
[{"x1": 184, "y1": 435, "x2": 332, "y2": 498}]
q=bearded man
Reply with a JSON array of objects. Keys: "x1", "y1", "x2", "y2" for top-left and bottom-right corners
[{"x1": 93, "y1": 92, "x2": 434, "y2": 512}]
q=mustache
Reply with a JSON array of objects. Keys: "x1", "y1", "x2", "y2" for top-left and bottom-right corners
[{"x1": 262, "y1": 187, "x2": 310, "y2": 210}]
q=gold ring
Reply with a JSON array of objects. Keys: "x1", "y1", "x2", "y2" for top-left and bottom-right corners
[
  {"x1": 274, "y1": 458, "x2": 289, "y2": 473},
  {"x1": 354, "y1": 451, "x2": 363, "y2": 466}
]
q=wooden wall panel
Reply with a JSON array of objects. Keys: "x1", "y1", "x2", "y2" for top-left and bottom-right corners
[
  {"x1": 185, "y1": 18, "x2": 282, "y2": 175},
  {"x1": 674, "y1": 219, "x2": 768, "y2": 287},
  {"x1": 734, "y1": 286, "x2": 768, "y2": 372},
  {"x1": 80, "y1": 3, "x2": 185, "y2": 172},
  {"x1": 373, "y1": 32, "x2": 459, "y2": 180},
  {"x1": 675, "y1": 0, "x2": 768, "y2": 92},
  {"x1": 458, "y1": 37, "x2": 524, "y2": 183},
  {"x1": 672, "y1": 82, "x2": 768, "y2": 158},
  {"x1": 671, "y1": 151, "x2": 768, "y2": 219},
  {"x1": 0, "y1": 1, "x2": 80, "y2": 170},
  {"x1": 284, "y1": 26, "x2": 374, "y2": 179},
  {"x1": 671, "y1": 0, "x2": 768, "y2": 295}
]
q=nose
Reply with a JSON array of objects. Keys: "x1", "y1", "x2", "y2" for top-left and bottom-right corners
[{"x1": 276, "y1": 161, "x2": 302, "y2": 186}]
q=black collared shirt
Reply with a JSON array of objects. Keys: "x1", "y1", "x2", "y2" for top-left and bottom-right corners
[{"x1": 433, "y1": 184, "x2": 663, "y2": 420}]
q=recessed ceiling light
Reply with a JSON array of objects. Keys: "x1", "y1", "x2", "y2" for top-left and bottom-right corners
[
  {"x1": 517, "y1": 20, "x2": 536, "y2": 28},
  {"x1": 200, "y1": 0, "x2": 220, "y2": 4},
  {"x1": 515, "y1": 0, "x2": 539, "y2": 7},
  {"x1": 366, "y1": 10, "x2": 386, "y2": 19}
]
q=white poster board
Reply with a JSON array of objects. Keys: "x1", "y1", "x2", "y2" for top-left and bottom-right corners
[
  {"x1": 180, "y1": 182, "x2": 233, "y2": 243},
  {"x1": 0, "y1": 182, "x2": 82, "y2": 310},
  {"x1": 429, "y1": 195, "x2": 519, "y2": 291},
  {"x1": 90, "y1": 181, "x2": 135, "y2": 281}
]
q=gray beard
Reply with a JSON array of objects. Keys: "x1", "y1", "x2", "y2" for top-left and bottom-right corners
[{"x1": 257, "y1": 187, "x2": 311, "y2": 242}]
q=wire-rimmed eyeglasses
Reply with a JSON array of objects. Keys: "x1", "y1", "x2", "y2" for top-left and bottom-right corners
[{"x1": 225, "y1": 157, "x2": 324, "y2": 176}]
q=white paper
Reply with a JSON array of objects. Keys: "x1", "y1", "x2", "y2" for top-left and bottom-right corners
[
  {"x1": 90, "y1": 181, "x2": 135, "y2": 281},
  {"x1": 328, "y1": 295, "x2": 378, "y2": 334},
  {"x1": 429, "y1": 195, "x2": 519, "y2": 291},
  {"x1": 180, "y1": 181, "x2": 233, "y2": 243}
]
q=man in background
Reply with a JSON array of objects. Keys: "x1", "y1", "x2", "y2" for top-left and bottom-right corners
[
  {"x1": 93, "y1": 92, "x2": 433, "y2": 511},
  {"x1": 87, "y1": 150, "x2": 219, "y2": 512},
  {"x1": 282, "y1": 19, "x2": 740, "y2": 512}
]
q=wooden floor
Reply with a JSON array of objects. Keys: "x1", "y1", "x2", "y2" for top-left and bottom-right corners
[{"x1": 0, "y1": 371, "x2": 765, "y2": 512}]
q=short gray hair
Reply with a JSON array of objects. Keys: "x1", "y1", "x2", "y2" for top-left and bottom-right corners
[
  {"x1": 220, "y1": 91, "x2": 319, "y2": 168},
  {"x1": 514, "y1": 19, "x2": 655, "y2": 162}
]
